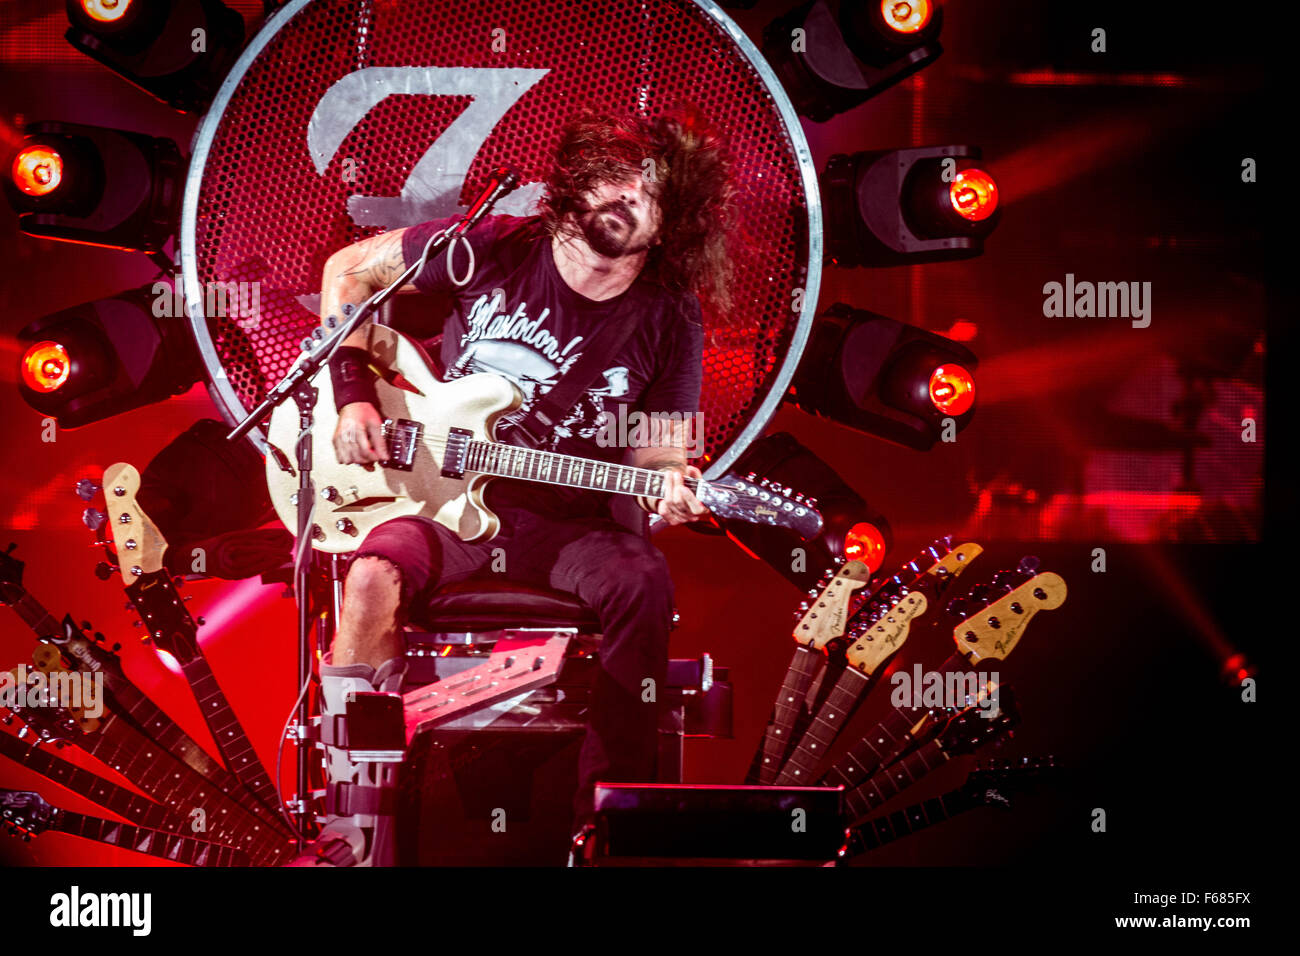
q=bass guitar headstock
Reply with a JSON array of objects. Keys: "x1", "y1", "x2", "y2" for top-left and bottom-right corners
[
  {"x1": 946, "y1": 558, "x2": 1067, "y2": 664},
  {"x1": 843, "y1": 590, "x2": 927, "y2": 675}
]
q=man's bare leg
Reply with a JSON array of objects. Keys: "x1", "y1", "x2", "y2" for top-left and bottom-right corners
[
  {"x1": 331, "y1": 556, "x2": 407, "y2": 668},
  {"x1": 289, "y1": 557, "x2": 408, "y2": 866}
]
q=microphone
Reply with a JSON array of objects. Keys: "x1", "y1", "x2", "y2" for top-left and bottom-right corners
[{"x1": 448, "y1": 165, "x2": 522, "y2": 237}]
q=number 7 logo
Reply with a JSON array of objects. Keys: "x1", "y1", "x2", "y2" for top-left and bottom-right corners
[{"x1": 306, "y1": 66, "x2": 550, "y2": 228}]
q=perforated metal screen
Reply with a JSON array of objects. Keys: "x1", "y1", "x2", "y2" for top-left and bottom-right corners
[{"x1": 182, "y1": 0, "x2": 819, "y2": 474}]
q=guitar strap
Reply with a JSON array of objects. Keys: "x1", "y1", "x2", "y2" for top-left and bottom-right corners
[{"x1": 511, "y1": 301, "x2": 645, "y2": 449}]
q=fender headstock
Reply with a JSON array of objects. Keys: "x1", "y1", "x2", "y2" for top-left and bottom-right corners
[
  {"x1": 949, "y1": 565, "x2": 1068, "y2": 664},
  {"x1": 792, "y1": 559, "x2": 873, "y2": 649},
  {"x1": 844, "y1": 590, "x2": 927, "y2": 675}
]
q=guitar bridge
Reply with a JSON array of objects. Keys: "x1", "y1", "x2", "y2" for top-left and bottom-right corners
[{"x1": 381, "y1": 419, "x2": 422, "y2": 472}]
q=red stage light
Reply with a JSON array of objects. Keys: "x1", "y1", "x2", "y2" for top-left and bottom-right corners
[
  {"x1": 21, "y1": 341, "x2": 71, "y2": 393},
  {"x1": 844, "y1": 522, "x2": 887, "y2": 571},
  {"x1": 929, "y1": 365, "x2": 975, "y2": 416},
  {"x1": 81, "y1": 0, "x2": 132, "y2": 24},
  {"x1": 881, "y1": 0, "x2": 932, "y2": 34},
  {"x1": 11, "y1": 145, "x2": 63, "y2": 197},
  {"x1": 950, "y1": 169, "x2": 998, "y2": 221}
]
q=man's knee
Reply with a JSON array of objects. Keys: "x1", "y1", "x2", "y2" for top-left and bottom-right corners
[
  {"x1": 582, "y1": 538, "x2": 674, "y2": 616},
  {"x1": 345, "y1": 555, "x2": 405, "y2": 609}
]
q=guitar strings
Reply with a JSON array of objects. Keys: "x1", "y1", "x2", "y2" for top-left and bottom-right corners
[{"x1": 373, "y1": 431, "x2": 806, "y2": 508}]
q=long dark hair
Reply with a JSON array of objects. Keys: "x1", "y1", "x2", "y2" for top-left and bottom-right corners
[{"x1": 537, "y1": 104, "x2": 738, "y2": 313}]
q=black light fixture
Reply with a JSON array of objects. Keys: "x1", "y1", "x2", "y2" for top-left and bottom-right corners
[
  {"x1": 761, "y1": 0, "x2": 943, "y2": 122},
  {"x1": 790, "y1": 304, "x2": 977, "y2": 451},
  {"x1": 3, "y1": 120, "x2": 184, "y2": 254},
  {"x1": 723, "y1": 432, "x2": 892, "y2": 592},
  {"x1": 64, "y1": 0, "x2": 245, "y2": 114},
  {"x1": 17, "y1": 286, "x2": 203, "y2": 427},
  {"x1": 822, "y1": 146, "x2": 1000, "y2": 266}
]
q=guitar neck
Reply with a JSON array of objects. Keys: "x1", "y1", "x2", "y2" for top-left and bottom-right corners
[
  {"x1": 30, "y1": 710, "x2": 289, "y2": 864},
  {"x1": 842, "y1": 781, "x2": 986, "y2": 859},
  {"x1": 2, "y1": 590, "x2": 63, "y2": 638},
  {"x1": 749, "y1": 645, "x2": 823, "y2": 785},
  {"x1": 0, "y1": 730, "x2": 187, "y2": 834},
  {"x1": 46, "y1": 807, "x2": 251, "y2": 867},
  {"x1": 819, "y1": 650, "x2": 969, "y2": 791},
  {"x1": 841, "y1": 736, "x2": 952, "y2": 822},
  {"x1": 128, "y1": 575, "x2": 288, "y2": 825},
  {"x1": 774, "y1": 666, "x2": 875, "y2": 786},
  {"x1": 467, "y1": 440, "x2": 690, "y2": 499}
]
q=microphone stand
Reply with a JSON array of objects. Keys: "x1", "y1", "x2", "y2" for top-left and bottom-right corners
[{"x1": 223, "y1": 167, "x2": 520, "y2": 848}]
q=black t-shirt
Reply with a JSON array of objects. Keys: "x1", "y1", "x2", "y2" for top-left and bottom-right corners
[{"x1": 399, "y1": 214, "x2": 704, "y2": 517}]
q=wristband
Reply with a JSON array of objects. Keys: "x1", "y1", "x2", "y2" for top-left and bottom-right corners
[{"x1": 329, "y1": 346, "x2": 380, "y2": 412}]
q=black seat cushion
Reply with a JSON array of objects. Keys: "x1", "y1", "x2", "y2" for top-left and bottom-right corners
[{"x1": 413, "y1": 575, "x2": 600, "y2": 632}]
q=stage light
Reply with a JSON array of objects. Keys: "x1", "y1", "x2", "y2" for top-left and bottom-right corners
[
  {"x1": 81, "y1": 0, "x2": 132, "y2": 24},
  {"x1": 761, "y1": 0, "x2": 943, "y2": 122},
  {"x1": 3, "y1": 121, "x2": 183, "y2": 254},
  {"x1": 11, "y1": 146, "x2": 65, "y2": 197},
  {"x1": 879, "y1": 1, "x2": 933, "y2": 35},
  {"x1": 21, "y1": 342, "x2": 73, "y2": 393},
  {"x1": 723, "y1": 432, "x2": 892, "y2": 591},
  {"x1": 789, "y1": 304, "x2": 978, "y2": 450},
  {"x1": 823, "y1": 146, "x2": 1001, "y2": 266},
  {"x1": 929, "y1": 364, "x2": 975, "y2": 416},
  {"x1": 64, "y1": 0, "x2": 245, "y2": 114},
  {"x1": 843, "y1": 521, "x2": 887, "y2": 569},
  {"x1": 16, "y1": 286, "x2": 203, "y2": 427},
  {"x1": 950, "y1": 168, "x2": 998, "y2": 222}
]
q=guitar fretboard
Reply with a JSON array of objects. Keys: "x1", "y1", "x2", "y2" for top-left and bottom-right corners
[
  {"x1": 48, "y1": 807, "x2": 251, "y2": 867},
  {"x1": 819, "y1": 650, "x2": 969, "y2": 792},
  {"x1": 842, "y1": 783, "x2": 983, "y2": 858},
  {"x1": 749, "y1": 646, "x2": 823, "y2": 785},
  {"x1": 467, "y1": 440, "x2": 689, "y2": 499},
  {"x1": 841, "y1": 735, "x2": 953, "y2": 822},
  {"x1": 775, "y1": 667, "x2": 875, "y2": 785}
]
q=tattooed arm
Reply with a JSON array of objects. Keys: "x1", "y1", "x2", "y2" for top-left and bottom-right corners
[
  {"x1": 321, "y1": 229, "x2": 419, "y2": 350},
  {"x1": 322, "y1": 229, "x2": 418, "y2": 464}
]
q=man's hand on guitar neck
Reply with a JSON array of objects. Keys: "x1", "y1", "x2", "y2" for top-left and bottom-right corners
[
  {"x1": 334, "y1": 402, "x2": 389, "y2": 464},
  {"x1": 656, "y1": 463, "x2": 709, "y2": 526}
]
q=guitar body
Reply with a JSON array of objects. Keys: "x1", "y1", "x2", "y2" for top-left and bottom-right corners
[{"x1": 265, "y1": 324, "x2": 523, "y2": 554}]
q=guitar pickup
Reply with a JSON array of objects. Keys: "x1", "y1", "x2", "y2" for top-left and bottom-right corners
[
  {"x1": 381, "y1": 419, "x2": 422, "y2": 472},
  {"x1": 440, "y1": 427, "x2": 473, "y2": 479}
]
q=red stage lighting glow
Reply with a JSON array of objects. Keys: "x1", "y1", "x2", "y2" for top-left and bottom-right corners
[
  {"x1": 21, "y1": 341, "x2": 71, "y2": 392},
  {"x1": 844, "y1": 522, "x2": 887, "y2": 571},
  {"x1": 11, "y1": 145, "x2": 63, "y2": 197},
  {"x1": 950, "y1": 169, "x2": 998, "y2": 221},
  {"x1": 81, "y1": 0, "x2": 131, "y2": 24},
  {"x1": 929, "y1": 364, "x2": 975, "y2": 416},
  {"x1": 881, "y1": 0, "x2": 932, "y2": 34}
]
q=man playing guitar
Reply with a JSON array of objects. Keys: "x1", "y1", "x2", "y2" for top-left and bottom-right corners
[{"x1": 293, "y1": 105, "x2": 736, "y2": 866}]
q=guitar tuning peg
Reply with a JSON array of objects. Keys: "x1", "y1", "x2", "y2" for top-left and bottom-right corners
[
  {"x1": 93, "y1": 631, "x2": 105, "y2": 643},
  {"x1": 75, "y1": 478, "x2": 101, "y2": 501},
  {"x1": 79, "y1": 621, "x2": 91, "y2": 631},
  {"x1": 196, "y1": 616, "x2": 206, "y2": 626},
  {"x1": 111, "y1": 643, "x2": 122, "y2": 653},
  {"x1": 744, "y1": 471, "x2": 755, "y2": 481},
  {"x1": 806, "y1": 497, "x2": 817, "y2": 508},
  {"x1": 132, "y1": 620, "x2": 142, "y2": 628},
  {"x1": 82, "y1": 508, "x2": 107, "y2": 533},
  {"x1": 1017, "y1": 555, "x2": 1040, "y2": 575},
  {"x1": 325, "y1": 314, "x2": 338, "y2": 328},
  {"x1": 94, "y1": 562, "x2": 117, "y2": 581}
]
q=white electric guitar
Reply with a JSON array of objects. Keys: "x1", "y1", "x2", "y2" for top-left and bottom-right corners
[{"x1": 265, "y1": 325, "x2": 823, "y2": 553}]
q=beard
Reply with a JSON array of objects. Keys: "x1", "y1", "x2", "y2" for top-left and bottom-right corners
[{"x1": 575, "y1": 202, "x2": 652, "y2": 258}]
